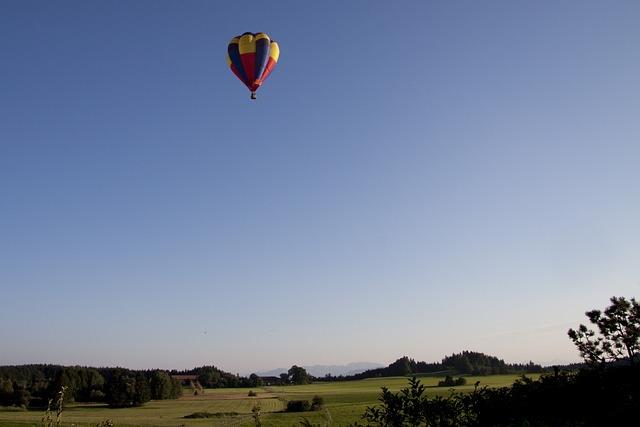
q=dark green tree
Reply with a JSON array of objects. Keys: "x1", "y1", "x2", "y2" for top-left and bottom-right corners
[
  {"x1": 106, "y1": 370, "x2": 135, "y2": 408},
  {"x1": 76, "y1": 368, "x2": 104, "y2": 401},
  {"x1": 12, "y1": 384, "x2": 31, "y2": 408},
  {"x1": 170, "y1": 377, "x2": 183, "y2": 399},
  {"x1": 387, "y1": 357, "x2": 414, "y2": 376},
  {"x1": 0, "y1": 379, "x2": 14, "y2": 405},
  {"x1": 133, "y1": 373, "x2": 151, "y2": 405},
  {"x1": 50, "y1": 367, "x2": 81, "y2": 403},
  {"x1": 106, "y1": 370, "x2": 149, "y2": 407},
  {"x1": 288, "y1": 366, "x2": 311, "y2": 385},
  {"x1": 279, "y1": 373, "x2": 289, "y2": 384},
  {"x1": 248, "y1": 373, "x2": 263, "y2": 387},
  {"x1": 568, "y1": 296, "x2": 640, "y2": 365},
  {"x1": 150, "y1": 371, "x2": 173, "y2": 400}
]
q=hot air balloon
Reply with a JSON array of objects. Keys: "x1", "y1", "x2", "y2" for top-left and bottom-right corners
[{"x1": 227, "y1": 32, "x2": 280, "y2": 100}]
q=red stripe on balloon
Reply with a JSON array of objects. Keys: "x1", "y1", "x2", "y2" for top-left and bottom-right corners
[
  {"x1": 230, "y1": 64, "x2": 250, "y2": 89},
  {"x1": 259, "y1": 57, "x2": 277, "y2": 84},
  {"x1": 240, "y1": 52, "x2": 256, "y2": 87}
]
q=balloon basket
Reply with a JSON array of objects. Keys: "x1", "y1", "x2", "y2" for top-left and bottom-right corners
[{"x1": 251, "y1": 92, "x2": 257, "y2": 100}]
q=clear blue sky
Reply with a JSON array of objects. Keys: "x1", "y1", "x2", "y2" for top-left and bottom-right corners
[{"x1": 1, "y1": 0, "x2": 639, "y2": 373}]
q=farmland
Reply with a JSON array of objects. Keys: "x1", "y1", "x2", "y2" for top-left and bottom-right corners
[{"x1": 0, "y1": 374, "x2": 539, "y2": 427}]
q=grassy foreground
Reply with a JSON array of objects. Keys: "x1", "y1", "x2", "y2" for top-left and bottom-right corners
[{"x1": 0, "y1": 374, "x2": 539, "y2": 427}]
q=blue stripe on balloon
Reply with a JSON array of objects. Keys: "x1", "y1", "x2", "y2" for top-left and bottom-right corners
[
  {"x1": 254, "y1": 37, "x2": 270, "y2": 81},
  {"x1": 228, "y1": 41, "x2": 248, "y2": 86}
]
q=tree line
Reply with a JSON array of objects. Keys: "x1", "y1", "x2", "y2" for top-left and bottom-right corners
[
  {"x1": 0, "y1": 366, "x2": 181, "y2": 408},
  {"x1": 170, "y1": 364, "x2": 314, "y2": 388},
  {"x1": 0, "y1": 362, "x2": 317, "y2": 409}
]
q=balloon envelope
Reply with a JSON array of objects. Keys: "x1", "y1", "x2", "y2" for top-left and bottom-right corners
[{"x1": 227, "y1": 32, "x2": 280, "y2": 97}]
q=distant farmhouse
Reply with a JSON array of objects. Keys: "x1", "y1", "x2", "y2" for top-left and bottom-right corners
[
  {"x1": 171, "y1": 374, "x2": 198, "y2": 383},
  {"x1": 258, "y1": 376, "x2": 283, "y2": 386}
]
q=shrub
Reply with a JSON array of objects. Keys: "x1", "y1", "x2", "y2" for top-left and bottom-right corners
[
  {"x1": 437, "y1": 375, "x2": 466, "y2": 387},
  {"x1": 311, "y1": 395, "x2": 324, "y2": 410},
  {"x1": 248, "y1": 390, "x2": 257, "y2": 397},
  {"x1": 286, "y1": 399, "x2": 311, "y2": 412},
  {"x1": 362, "y1": 368, "x2": 640, "y2": 427}
]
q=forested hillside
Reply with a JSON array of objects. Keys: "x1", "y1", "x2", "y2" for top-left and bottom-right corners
[{"x1": 346, "y1": 351, "x2": 544, "y2": 380}]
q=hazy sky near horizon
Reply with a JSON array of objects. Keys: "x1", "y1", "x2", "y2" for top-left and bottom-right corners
[{"x1": 1, "y1": 0, "x2": 640, "y2": 373}]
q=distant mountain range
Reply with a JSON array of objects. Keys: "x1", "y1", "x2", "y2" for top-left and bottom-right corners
[{"x1": 255, "y1": 362, "x2": 384, "y2": 377}]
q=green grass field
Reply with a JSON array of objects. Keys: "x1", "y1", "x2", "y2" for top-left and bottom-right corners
[{"x1": 0, "y1": 374, "x2": 540, "y2": 427}]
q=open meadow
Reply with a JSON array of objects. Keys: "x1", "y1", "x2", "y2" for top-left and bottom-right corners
[{"x1": 0, "y1": 374, "x2": 540, "y2": 427}]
